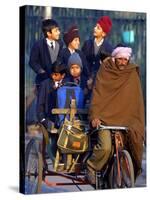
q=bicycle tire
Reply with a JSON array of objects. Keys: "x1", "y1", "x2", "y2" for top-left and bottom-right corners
[
  {"x1": 119, "y1": 150, "x2": 135, "y2": 188},
  {"x1": 25, "y1": 139, "x2": 43, "y2": 194},
  {"x1": 109, "y1": 156, "x2": 118, "y2": 188},
  {"x1": 109, "y1": 150, "x2": 134, "y2": 188}
]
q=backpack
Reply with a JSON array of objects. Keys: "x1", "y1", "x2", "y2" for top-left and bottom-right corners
[{"x1": 56, "y1": 82, "x2": 84, "y2": 124}]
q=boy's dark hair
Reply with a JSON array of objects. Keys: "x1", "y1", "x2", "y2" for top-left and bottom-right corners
[
  {"x1": 42, "y1": 19, "x2": 59, "y2": 38},
  {"x1": 51, "y1": 61, "x2": 66, "y2": 75}
]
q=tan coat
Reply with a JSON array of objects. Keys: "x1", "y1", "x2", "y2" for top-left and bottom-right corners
[{"x1": 89, "y1": 57, "x2": 145, "y2": 176}]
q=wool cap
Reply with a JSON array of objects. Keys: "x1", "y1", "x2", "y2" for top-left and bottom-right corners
[
  {"x1": 63, "y1": 25, "x2": 80, "y2": 46},
  {"x1": 111, "y1": 46, "x2": 132, "y2": 60},
  {"x1": 68, "y1": 52, "x2": 83, "y2": 70},
  {"x1": 97, "y1": 16, "x2": 112, "y2": 34}
]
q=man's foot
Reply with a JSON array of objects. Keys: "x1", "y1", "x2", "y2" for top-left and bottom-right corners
[{"x1": 85, "y1": 165, "x2": 96, "y2": 186}]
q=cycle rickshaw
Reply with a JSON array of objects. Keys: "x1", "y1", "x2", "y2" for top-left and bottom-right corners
[{"x1": 25, "y1": 85, "x2": 135, "y2": 194}]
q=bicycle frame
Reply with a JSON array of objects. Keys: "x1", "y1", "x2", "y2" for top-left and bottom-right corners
[
  {"x1": 96, "y1": 125, "x2": 128, "y2": 188},
  {"x1": 114, "y1": 131, "x2": 124, "y2": 187}
]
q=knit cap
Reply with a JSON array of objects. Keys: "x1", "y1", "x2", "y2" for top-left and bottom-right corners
[
  {"x1": 97, "y1": 16, "x2": 112, "y2": 34},
  {"x1": 63, "y1": 25, "x2": 80, "y2": 46},
  {"x1": 68, "y1": 52, "x2": 83, "y2": 70}
]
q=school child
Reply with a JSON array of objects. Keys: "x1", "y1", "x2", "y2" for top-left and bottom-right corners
[
  {"x1": 68, "y1": 52, "x2": 92, "y2": 106},
  {"x1": 82, "y1": 16, "x2": 113, "y2": 77},
  {"x1": 36, "y1": 61, "x2": 67, "y2": 128},
  {"x1": 60, "y1": 25, "x2": 89, "y2": 78},
  {"x1": 29, "y1": 19, "x2": 63, "y2": 88}
]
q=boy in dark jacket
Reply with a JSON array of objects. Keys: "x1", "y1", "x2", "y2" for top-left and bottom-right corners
[
  {"x1": 61, "y1": 25, "x2": 89, "y2": 78},
  {"x1": 37, "y1": 61, "x2": 67, "y2": 129},
  {"x1": 29, "y1": 19, "x2": 63, "y2": 88},
  {"x1": 82, "y1": 16, "x2": 113, "y2": 78}
]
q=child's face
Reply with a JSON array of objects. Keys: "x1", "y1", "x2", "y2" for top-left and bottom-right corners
[
  {"x1": 51, "y1": 73, "x2": 65, "y2": 82},
  {"x1": 47, "y1": 27, "x2": 60, "y2": 40},
  {"x1": 70, "y1": 64, "x2": 81, "y2": 78},
  {"x1": 93, "y1": 23, "x2": 106, "y2": 38},
  {"x1": 68, "y1": 37, "x2": 80, "y2": 50}
]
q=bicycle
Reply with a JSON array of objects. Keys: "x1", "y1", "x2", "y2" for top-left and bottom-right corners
[
  {"x1": 92, "y1": 125, "x2": 135, "y2": 189},
  {"x1": 24, "y1": 103, "x2": 135, "y2": 193}
]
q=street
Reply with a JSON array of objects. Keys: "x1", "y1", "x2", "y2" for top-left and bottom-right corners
[
  {"x1": 25, "y1": 131, "x2": 146, "y2": 193},
  {"x1": 41, "y1": 149, "x2": 146, "y2": 193},
  {"x1": 25, "y1": 139, "x2": 146, "y2": 193}
]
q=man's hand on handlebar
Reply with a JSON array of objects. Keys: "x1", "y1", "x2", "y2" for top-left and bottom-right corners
[{"x1": 91, "y1": 118, "x2": 101, "y2": 128}]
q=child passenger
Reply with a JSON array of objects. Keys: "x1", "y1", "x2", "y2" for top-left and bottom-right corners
[
  {"x1": 68, "y1": 52, "x2": 92, "y2": 106},
  {"x1": 37, "y1": 60, "x2": 67, "y2": 129},
  {"x1": 61, "y1": 25, "x2": 89, "y2": 77}
]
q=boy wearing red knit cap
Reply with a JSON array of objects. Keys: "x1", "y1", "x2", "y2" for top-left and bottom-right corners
[{"x1": 82, "y1": 16, "x2": 113, "y2": 79}]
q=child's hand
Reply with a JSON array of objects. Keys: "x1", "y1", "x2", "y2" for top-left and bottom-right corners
[
  {"x1": 87, "y1": 78, "x2": 93, "y2": 90},
  {"x1": 39, "y1": 69, "x2": 46, "y2": 74}
]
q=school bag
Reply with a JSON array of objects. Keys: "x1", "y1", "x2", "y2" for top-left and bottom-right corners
[{"x1": 56, "y1": 82, "x2": 84, "y2": 124}]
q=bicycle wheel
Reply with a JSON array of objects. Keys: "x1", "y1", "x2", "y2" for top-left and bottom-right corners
[
  {"x1": 109, "y1": 156, "x2": 118, "y2": 188},
  {"x1": 25, "y1": 139, "x2": 43, "y2": 194},
  {"x1": 109, "y1": 150, "x2": 134, "y2": 188},
  {"x1": 119, "y1": 150, "x2": 134, "y2": 188}
]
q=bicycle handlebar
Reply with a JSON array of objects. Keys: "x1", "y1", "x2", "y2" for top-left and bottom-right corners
[
  {"x1": 98, "y1": 125, "x2": 128, "y2": 131},
  {"x1": 88, "y1": 125, "x2": 128, "y2": 136}
]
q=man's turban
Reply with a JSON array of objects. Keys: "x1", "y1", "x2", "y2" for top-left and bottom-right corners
[{"x1": 112, "y1": 47, "x2": 132, "y2": 60}]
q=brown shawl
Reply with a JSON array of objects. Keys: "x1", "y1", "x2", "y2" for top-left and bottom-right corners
[{"x1": 89, "y1": 58, "x2": 145, "y2": 177}]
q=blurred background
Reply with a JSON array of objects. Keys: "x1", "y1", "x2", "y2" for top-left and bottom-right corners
[{"x1": 23, "y1": 6, "x2": 146, "y2": 122}]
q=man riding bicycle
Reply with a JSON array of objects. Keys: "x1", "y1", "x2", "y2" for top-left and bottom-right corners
[{"x1": 86, "y1": 44, "x2": 145, "y2": 185}]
